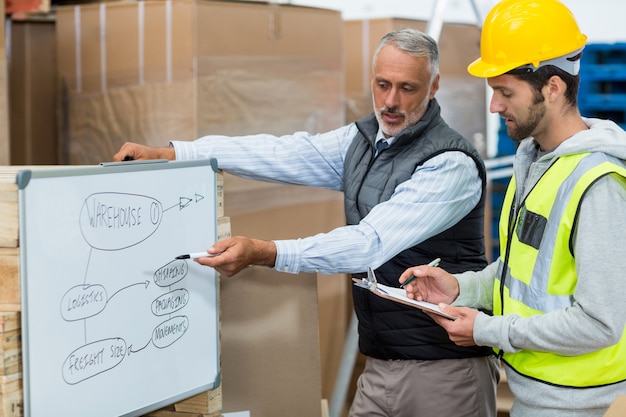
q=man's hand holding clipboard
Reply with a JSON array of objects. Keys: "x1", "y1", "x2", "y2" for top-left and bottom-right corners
[
  {"x1": 399, "y1": 261, "x2": 482, "y2": 347},
  {"x1": 353, "y1": 265, "x2": 458, "y2": 320}
]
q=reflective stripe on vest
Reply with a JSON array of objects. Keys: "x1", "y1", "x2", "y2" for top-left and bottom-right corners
[{"x1": 496, "y1": 152, "x2": 626, "y2": 387}]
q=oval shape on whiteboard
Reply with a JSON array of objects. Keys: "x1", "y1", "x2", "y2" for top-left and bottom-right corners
[
  {"x1": 62, "y1": 338, "x2": 127, "y2": 385},
  {"x1": 79, "y1": 192, "x2": 163, "y2": 251},
  {"x1": 151, "y1": 289, "x2": 189, "y2": 316},
  {"x1": 60, "y1": 284, "x2": 108, "y2": 321},
  {"x1": 153, "y1": 259, "x2": 188, "y2": 287},
  {"x1": 152, "y1": 316, "x2": 189, "y2": 348}
]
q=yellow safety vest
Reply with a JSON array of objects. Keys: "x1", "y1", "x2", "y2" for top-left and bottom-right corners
[{"x1": 496, "y1": 152, "x2": 626, "y2": 387}]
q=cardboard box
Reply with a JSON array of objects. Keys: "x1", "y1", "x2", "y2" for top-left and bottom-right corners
[
  {"x1": 55, "y1": 0, "x2": 343, "y2": 165},
  {"x1": 8, "y1": 15, "x2": 58, "y2": 165},
  {"x1": 343, "y1": 18, "x2": 486, "y2": 151},
  {"x1": 224, "y1": 175, "x2": 348, "y2": 407}
]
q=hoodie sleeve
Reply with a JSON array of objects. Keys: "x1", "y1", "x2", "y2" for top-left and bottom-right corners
[
  {"x1": 453, "y1": 261, "x2": 499, "y2": 311},
  {"x1": 473, "y1": 174, "x2": 626, "y2": 354}
]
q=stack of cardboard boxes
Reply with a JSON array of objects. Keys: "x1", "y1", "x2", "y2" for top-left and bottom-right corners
[
  {"x1": 2, "y1": 1, "x2": 344, "y2": 416},
  {"x1": 54, "y1": 2, "x2": 344, "y2": 416},
  {"x1": 55, "y1": 0, "x2": 343, "y2": 165}
]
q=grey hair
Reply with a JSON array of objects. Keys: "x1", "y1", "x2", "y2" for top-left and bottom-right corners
[{"x1": 372, "y1": 28, "x2": 440, "y2": 82}]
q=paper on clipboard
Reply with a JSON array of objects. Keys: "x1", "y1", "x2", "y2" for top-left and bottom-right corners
[{"x1": 353, "y1": 267, "x2": 458, "y2": 320}]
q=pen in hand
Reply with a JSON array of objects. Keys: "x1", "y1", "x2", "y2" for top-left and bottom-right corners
[
  {"x1": 175, "y1": 251, "x2": 220, "y2": 260},
  {"x1": 400, "y1": 257, "x2": 441, "y2": 288}
]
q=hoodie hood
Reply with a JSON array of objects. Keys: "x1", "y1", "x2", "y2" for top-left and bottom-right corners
[
  {"x1": 513, "y1": 118, "x2": 626, "y2": 201},
  {"x1": 517, "y1": 118, "x2": 626, "y2": 162},
  {"x1": 552, "y1": 118, "x2": 626, "y2": 161}
]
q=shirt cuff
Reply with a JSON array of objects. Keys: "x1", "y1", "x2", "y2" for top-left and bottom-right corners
[
  {"x1": 169, "y1": 140, "x2": 198, "y2": 160},
  {"x1": 273, "y1": 240, "x2": 301, "y2": 274},
  {"x1": 473, "y1": 312, "x2": 495, "y2": 347},
  {"x1": 452, "y1": 273, "x2": 478, "y2": 306}
]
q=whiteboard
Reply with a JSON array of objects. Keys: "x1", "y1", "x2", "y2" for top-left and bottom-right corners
[{"x1": 17, "y1": 160, "x2": 220, "y2": 417}]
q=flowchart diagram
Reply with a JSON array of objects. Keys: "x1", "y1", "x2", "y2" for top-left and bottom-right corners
[{"x1": 60, "y1": 191, "x2": 206, "y2": 385}]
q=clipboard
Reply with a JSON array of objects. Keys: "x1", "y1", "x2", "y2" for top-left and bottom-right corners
[{"x1": 353, "y1": 267, "x2": 458, "y2": 320}]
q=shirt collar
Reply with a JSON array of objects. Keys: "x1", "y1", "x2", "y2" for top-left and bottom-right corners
[{"x1": 375, "y1": 128, "x2": 395, "y2": 146}]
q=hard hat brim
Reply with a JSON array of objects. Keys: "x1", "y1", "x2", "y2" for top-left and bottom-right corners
[{"x1": 467, "y1": 57, "x2": 518, "y2": 78}]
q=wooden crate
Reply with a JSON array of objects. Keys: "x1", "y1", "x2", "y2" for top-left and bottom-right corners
[
  {"x1": 0, "y1": 249, "x2": 19, "y2": 311},
  {"x1": 0, "y1": 312, "x2": 20, "y2": 378},
  {"x1": 145, "y1": 409, "x2": 221, "y2": 417},
  {"x1": 0, "y1": 168, "x2": 22, "y2": 312},
  {"x1": 0, "y1": 375, "x2": 22, "y2": 417},
  {"x1": 0, "y1": 312, "x2": 19, "y2": 334},
  {"x1": 0, "y1": 330, "x2": 21, "y2": 377},
  {"x1": 0, "y1": 174, "x2": 19, "y2": 249},
  {"x1": 174, "y1": 387, "x2": 222, "y2": 415},
  {"x1": 0, "y1": 312, "x2": 22, "y2": 417}
]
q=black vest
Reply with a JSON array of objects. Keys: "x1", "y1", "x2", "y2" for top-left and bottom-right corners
[{"x1": 345, "y1": 100, "x2": 492, "y2": 359}]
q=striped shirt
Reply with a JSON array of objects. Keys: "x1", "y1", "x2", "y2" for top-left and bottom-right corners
[{"x1": 171, "y1": 123, "x2": 481, "y2": 275}]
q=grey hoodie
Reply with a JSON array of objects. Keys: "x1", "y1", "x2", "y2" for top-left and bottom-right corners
[{"x1": 454, "y1": 118, "x2": 626, "y2": 417}]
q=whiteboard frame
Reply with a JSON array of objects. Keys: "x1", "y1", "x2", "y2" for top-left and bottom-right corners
[{"x1": 17, "y1": 159, "x2": 221, "y2": 417}]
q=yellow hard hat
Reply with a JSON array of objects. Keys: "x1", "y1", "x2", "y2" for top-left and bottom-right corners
[{"x1": 468, "y1": 0, "x2": 588, "y2": 78}]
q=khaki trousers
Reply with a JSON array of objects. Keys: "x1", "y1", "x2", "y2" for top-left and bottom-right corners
[{"x1": 348, "y1": 355, "x2": 501, "y2": 417}]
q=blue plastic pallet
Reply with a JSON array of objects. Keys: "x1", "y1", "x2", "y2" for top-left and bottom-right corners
[
  {"x1": 580, "y1": 43, "x2": 626, "y2": 98},
  {"x1": 579, "y1": 74, "x2": 626, "y2": 95},
  {"x1": 578, "y1": 43, "x2": 626, "y2": 126},
  {"x1": 496, "y1": 128, "x2": 517, "y2": 156},
  {"x1": 581, "y1": 42, "x2": 626, "y2": 65},
  {"x1": 580, "y1": 64, "x2": 626, "y2": 78},
  {"x1": 579, "y1": 94, "x2": 626, "y2": 107}
]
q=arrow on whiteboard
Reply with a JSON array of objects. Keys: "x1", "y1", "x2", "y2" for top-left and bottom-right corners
[
  {"x1": 178, "y1": 197, "x2": 192, "y2": 209},
  {"x1": 106, "y1": 281, "x2": 151, "y2": 304},
  {"x1": 163, "y1": 196, "x2": 193, "y2": 211},
  {"x1": 128, "y1": 338, "x2": 151, "y2": 355}
]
